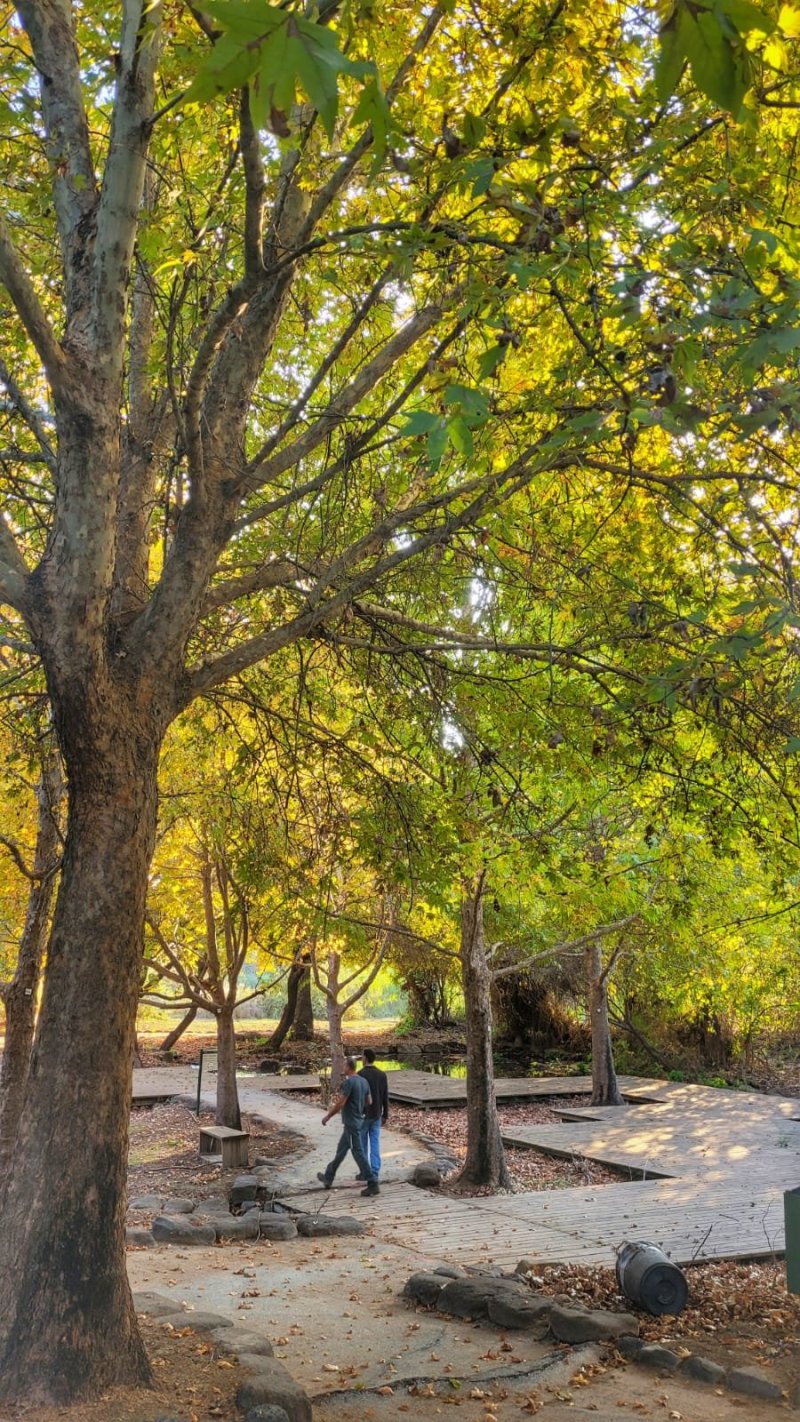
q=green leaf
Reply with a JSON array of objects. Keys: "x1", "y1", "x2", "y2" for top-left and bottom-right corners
[
  {"x1": 477, "y1": 343, "x2": 508, "y2": 380},
  {"x1": 402, "y1": 409, "x2": 441, "y2": 435},
  {"x1": 446, "y1": 414, "x2": 473, "y2": 457},
  {"x1": 426, "y1": 420, "x2": 449, "y2": 469},
  {"x1": 718, "y1": 0, "x2": 775, "y2": 35},
  {"x1": 682, "y1": 7, "x2": 749, "y2": 115},
  {"x1": 443, "y1": 384, "x2": 490, "y2": 425},
  {"x1": 655, "y1": 12, "x2": 688, "y2": 102},
  {"x1": 783, "y1": 736, "x2": 800, "y2": 755}
]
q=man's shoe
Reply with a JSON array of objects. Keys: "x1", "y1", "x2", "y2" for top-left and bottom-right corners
[
  {"x1": 360, "y1": 1183, "x2": 379, "y2": 1197},
  {"x1": 317, "y1": 1172, "x2": 332, "y2": 1189}
]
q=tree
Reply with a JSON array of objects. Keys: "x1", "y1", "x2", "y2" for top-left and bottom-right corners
[
  {"x1": 0, "y1": 0, "x2": 797, "y2": 1402},
  {"x1": 0, "y1": 738, "x2": 62, "y2": 1186}
]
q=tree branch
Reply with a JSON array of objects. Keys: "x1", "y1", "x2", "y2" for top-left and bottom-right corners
[
  {"x1": 0, "y1": 215, "x2": 68, "y2": 392},
  {"x1": 0, "y1": 358, "x2": 57, "y2": 473}
]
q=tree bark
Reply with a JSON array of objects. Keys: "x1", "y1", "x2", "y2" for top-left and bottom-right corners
[
  {"x1": 586, "y1": 938, "x2": 622, "y2": 1107},
  {"x1": 290, "y1": 958, "x2": 314, "y2": 1041},
  {"x1": 261, "y1": 958, "x2": 304, "y2": 1052},
  {"x1": 0, "y1": 727, "x2": 160, "y2": 1404},
  {"x1": 159, "y1": 1003, "x2": 198, "y2": 1053},
  {"x1": 215, "y1": 1005, "x2": 241, "y2": 1129},
  {"x1": 0, "y1": 748, "x2": 62, "y2": 1189},
  {"x1": 454, "y1": 877, "x2": 511, "y2": 1190}
]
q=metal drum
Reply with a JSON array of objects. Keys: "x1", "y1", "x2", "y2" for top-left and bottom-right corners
[{"x1": 616, "y1": 1241, "x2": 689, "y2": 1316}]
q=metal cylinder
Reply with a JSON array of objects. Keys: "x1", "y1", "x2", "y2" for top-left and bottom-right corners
[{"x1": 616, "y1": 1241, "x2": 689, "y2": 1316}]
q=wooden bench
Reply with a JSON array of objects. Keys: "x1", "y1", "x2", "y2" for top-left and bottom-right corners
[{"x1": 198, "y1": 1124, "x2": 250, "y2": 1169}]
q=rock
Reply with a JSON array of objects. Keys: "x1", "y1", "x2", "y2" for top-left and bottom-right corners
[
  {"x1": 246, "y1": 1407, "x2": 291, "y2": 1422},
  {"x1": 128, "y1": 1193, "x2": 162, "y2": 1211},
  {"x1": 231, "y1": 1175, "x2": 260, "y2": 1205},
  {"x1": 437, "y1": 1277, "x2": 526, "y2": 1320},
  {"x1": 209, "y1": 1327, "x2": 274, "y2": 1358},
  {"x1": 295, "y1": 1214, "x2": 365, "y2": 1237},
  {"x1": 161, "y1": 1311, "x2": 235, "y2": 1332},
  {"x1": 636, "y1": 1343, "x2": 680, "y2": 1372},
  {"x1": 133, "y1": 1292, "x2": 182, "y2": 1318},
  {"x1": 241, "y1": 1201, "x2": 261, "y2": 1214},
  {"x1": 616, "y1": 1335, "x2": 646, "y2": 1360},
  {"x1": 514, "y1": 1258, "x2": 537, "y2": 1276},
  {"x1": 679, "y1": 1354, "x2": 726, "y2": 1385},
  {"x1": 162, "y1": 1197, "x2": 195, "y2": 1215},
  {"x1": 549, "y1": 1305, "x2": 640, "y2": 1344},
  {"x1": 125, "y1": 1227, "x2": 155, "y2": 1247},
  {"x1": 404, "y1": 1272, "x2": 447, "y2": 1307},
  {"x1": 433, "y1": 1264, "x2": 467, "y2": 1279},
  {"x1": 258, "y1": 1215, "x2": 298, "y2": 1241},
  {"x1": 215, "y1": 1214, "x2": 261, "y2": 1242},
  {"x1": 151, "y1": 1216, "x2": 216, "y2": 1246},
  {"x1": 259, "y1": 1059, "x2": 281, "y2": 1073},
  {"x1": 236, "y1": 1357, "x2": 312, "y2": 1422},
  {"x1": 790, "y1": 1379, "x2": 800, "y2": 1410},
  {"x1": 411, "y1": 1162, "x2": 442, "y2": 1187},
  {"x1": 487, "y1": 1294, "x2": 552, "y2": 1332},
  {"x1": 254, "y1": 1156, "x2": 275, "y2": 1167},
  {"x1": 727, "y1": 1366, "x2": 782, "y2": 1401},
  {"x1": 195, "y1": 1196, "x2": 232, "y2": 1218}
]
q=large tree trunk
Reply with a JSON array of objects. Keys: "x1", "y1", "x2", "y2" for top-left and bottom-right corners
[
  {"x1": 262, "y1": 958, "x2": 305, "y2": 1052},
  {"x1": 290, "y1": 957, "x2": 314, "y2": 1041},
  {"x1": 0, "y1": 725, "x2": 161, "y2": 1405},
  {"x1": 0, "y1": 748, "x2": 63, "y2": 1189},
  {"x1": 455, "y1": 877, "x2": 511, "y2": 1190},
  {"x1": 586, "y1": 937, "x2": 622, "y2": 1106},
  {"x1": 215, "y1": 1005, "x2": 241, "y2": 1129},
  {"x1": 159, "y1": 1003, "x2": 198, "y2": 1053}
]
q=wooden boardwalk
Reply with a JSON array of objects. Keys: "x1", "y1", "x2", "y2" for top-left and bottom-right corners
[
  {"x1": 281, "y1": 1081, "x2": 799, "y2": 1270},
  {"x1": 384, "y1": 1070, "x2": 663, "y2": 1109},
  {"x1": 132, "y1": 1066, "x2": 319, "y2": 1103}
]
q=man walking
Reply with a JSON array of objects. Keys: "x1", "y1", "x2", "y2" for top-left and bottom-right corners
[
  {"x1": 358, "y1": 1048, "x2": 389, "y2": 1182},
  {"x1": 318, "y1": 1057, "x2": 379, "y2": 1196}
]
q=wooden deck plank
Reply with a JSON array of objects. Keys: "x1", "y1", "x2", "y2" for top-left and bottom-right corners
[{"x1": 383, "y1": 1070, "x2": 662, "y2": 1109}]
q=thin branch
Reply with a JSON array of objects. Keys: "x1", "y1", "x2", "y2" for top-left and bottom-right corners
[
  {"x1": 0, "y1": 215, "x2": 68, "y2": 392},
  {"x1": 0, "y1": 357, "x2": 57, "y2": 472}
]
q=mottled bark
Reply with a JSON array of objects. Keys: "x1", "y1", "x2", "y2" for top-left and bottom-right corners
[
  {"x1": 159, "y1": 1003, "x2": 197, "y2": 1052},
  {"x1": 0, "y1": 749, "x2": 62, "y2": 1189},
  {"x1": 455, "y1": 878, "x2": 511, "y2": 1191},
  {"x1": 290, "y1": 959, "x2": 314, "y2": 1041},
  {"x1": 586, "y1": 938, "x2": 622, "y2": 1107},
  {"x1": 262, "y1": 958, "x2": 305, "y2": 1052},
  {"x1": 215, "y1": 1005, "x2": 241, "y2": 1129},
  {"x1": 0, "y1": 723, "x2": 161, "y2": 1403}
]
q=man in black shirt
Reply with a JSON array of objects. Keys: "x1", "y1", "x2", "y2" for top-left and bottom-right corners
[
  {"x1": 318, "y1": 1056, "x2": 378, "y2": 1196},
  {"x1": 357, "y1": 1049, "x2": 389, "y2": 1182}
]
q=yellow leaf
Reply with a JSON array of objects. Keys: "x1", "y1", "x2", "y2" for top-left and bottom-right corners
[{"x1": 779, "y1": 4, "x2": 800, "y2": 36}]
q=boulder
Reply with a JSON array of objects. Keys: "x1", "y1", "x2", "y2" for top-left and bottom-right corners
[
  {"x1": 133, "y1": 1292, "x2": 182, "y2": 1318},
  {"x1": 125, "y1": 1227, "x2": 155, "y2": 1247},
  {"x1": 404, "y1": 1272, "x2": 447, "y2": 1307},
  {"x1": 128, "y1": 1193, "x2": 163, "y2": 1212},
  {"x1": 161, "y1": 1311, "x2": 234, "y2": 1332},
  {"x1": 231, "y1": 1174, "x2": 260, "y2": 1205},
  {"x1": 433, "y1": 1264, "x2": 466, "y2": 1279},
  {"x1": 240, "y1": 1199, "x2": 261, "y2": 1214},
  {"x1": 246, "y1": 1408, "x2": 291, "y2": 1422},
  {"x1": 162, "y1": 1197, "x2": 195, "y2": 1215},
  {"x1": 636, "y1": 1343, "x2": 680, "y2": 1372},
  {"x1": 215, "y1": 1214, "x2": 261, "y2": 1242},
  {"x1": 259, "y1": 1059, "x2": 281, "y2": 1073},
  {"x1": 296, "y1": 1215, "x2": 365, "y2": 1237},
  {"x1": 437, "y1": 1277, "x2": 526, "y2": 1320},
  {"x1": 411, "y1": 1162, "x2": 442, "y2": 1188},
  {"x1": 616, "y1": 1335, "x2": 646, "y2": 1360},
  {"x1": 679, "y1": 1354, "x2": 726, "y2": 1385},
  {"x1": 727, "y1": 1366, "x2": 782, "y2": 1401},
  {"x1": 549, "y1": 1305, "x2": 639, "y2": 1344},
  {"x1": 210, "y1": 1327, "x2": 274, "y2": 1359},
  {"x1": 151, "y1": 1216, "x2": 216, "y2": 1246},
  {"x1": 195, "y1": 1196, "x2": 232, "y2": 1218},
  {"x1": 487, "y1": 1293, "x2": 552, "y2": 1332},
  {"x1": 236, "y1": 1356, "x2": 312, "y2": 1422},
  {"x1": 258, "y1": 1215, "x2": 299, "y2": 1241}
]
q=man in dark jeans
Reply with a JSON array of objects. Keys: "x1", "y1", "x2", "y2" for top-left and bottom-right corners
[
  {"x1": 318, "y1": 1057, "x2": 379, "y2": 1196},
  {"x1": 357, "y1": 1048, "x2": 389, "y2": 1182}
]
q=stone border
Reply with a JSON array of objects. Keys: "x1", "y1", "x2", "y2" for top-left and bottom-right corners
[
  {"x1": 133, "y1": 1292, "x2": 311, "y2": 1422},
  {"x1": 616, "y1": 1333, "x2": 789, "y2": 1406},
  {"x1": 404, "y1": 1268, "x2": 793, "y2": 1409}
]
